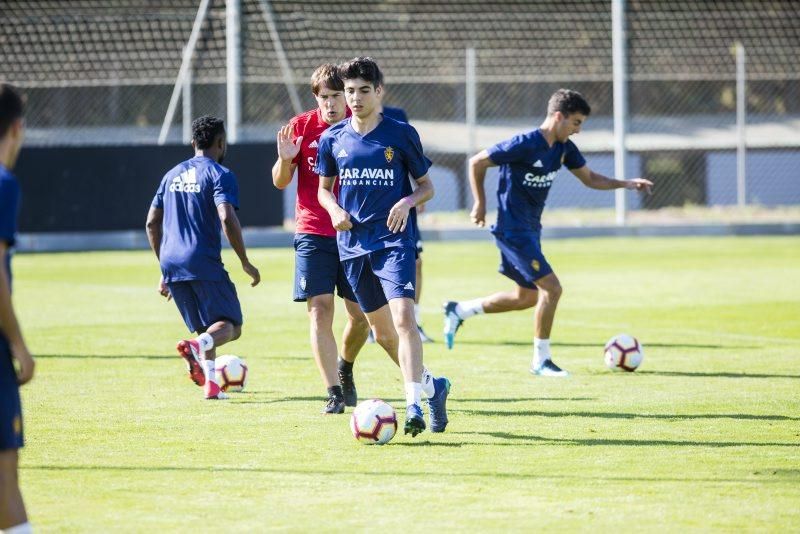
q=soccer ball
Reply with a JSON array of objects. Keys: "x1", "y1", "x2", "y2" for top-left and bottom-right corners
[
  {"x1": 350, "y1": 399, "x2": 397, "y2": 445},
  {"x1": 604, "y1": 334, "x2": 644, "y2": 372},
  {"x1": 214, "y1": 355, "x2": 248, "y2": 392}
]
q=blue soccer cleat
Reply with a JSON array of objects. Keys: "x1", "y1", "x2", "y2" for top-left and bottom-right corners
[
  {"x1": 404, "y1": 404, "x2": 426, "y2": 437},
  {"x1": 442, "y1": 301, "x2": 463, "y2": 350},
  {"x1": 530, "y1": 359, "x2": 570, "y2": 377},
  {"x1": 428, "y1": 377, "x2": 451, "y2": 433}
]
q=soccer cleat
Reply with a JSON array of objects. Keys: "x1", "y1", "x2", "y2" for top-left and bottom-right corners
[
  {"x1": 338, "y1": 360, "x2": 358, "y2": 407},
  {"x1": 204, "y1": 380, "x2": 228, "y2": 400},
  {"x1": 530, "y1": 359, "x2": 570, "y2": 378},
  {"x1": 322, "y1": 395, "x2": 346, "y2": 414},
  {"x1": 404, "y1": 404, "x2": 426, "y2": 437},
  {"x1": 442, "y1": 301, "x2": 463, "y2": 350},
  {"x1": 428, "y1": 377, "x2": 451, "y2": 433},
  {"x1": 176, "y1": 339, "x2": 205, "y2": 386},
  {"x1": 417, "y1": 324, "x2": 434, "y2": 343}
]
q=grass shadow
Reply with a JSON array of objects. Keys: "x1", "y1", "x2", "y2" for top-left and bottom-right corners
[
  {"x1": 640, "y1": 370, "x2": 800, "y2": 379},
  {"x1": 454, "y1": 409, "x2": 800, "y2": 421},
  {"x1": 454, "y1": 431, "x2": 799, "y2": 448}
]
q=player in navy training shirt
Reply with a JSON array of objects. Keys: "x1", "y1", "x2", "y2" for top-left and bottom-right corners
[
  {"x1": 147, "y1": 116, "x2": 261, "y2": 400},
  {"x1": 444, "y1": 89, "x2": 653, "y2": 377},
  {"x1": 0, "y1": 84, "x2": 34, "y2": 534},
  {"x1": 316, "y1": 57, "x2": 450, "y2": 437}
]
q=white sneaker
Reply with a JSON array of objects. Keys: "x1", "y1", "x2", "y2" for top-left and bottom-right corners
[{"x1": 530, "y1": 359, "x2": 570, "y2": 377}]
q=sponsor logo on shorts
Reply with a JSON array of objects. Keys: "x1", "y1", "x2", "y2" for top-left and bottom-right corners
[
  {"x1": 300, "y1": 276, "x2": 307, "y2": 291},
  {"x1": 13, "y1": 415, "x2": 21, "y2": 436},
  {"x1": 403, "y1": 281, "x2": 414, "y2": 291},
  {"x1": 531, "y1": 259, "x2": 541, "y2": 271}
]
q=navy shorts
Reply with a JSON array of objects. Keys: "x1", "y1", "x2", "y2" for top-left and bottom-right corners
[
  {"x1": 167, "y1": 275, "x2": 243, "y2": 333},
  {"x1": 494, "y1": 230, "x2": 553, "y2": 289},
  {"x1": 294, "y1": 233, "x2": 357, "y2": 302},
  {"x1": 342, "y1": 247, "x2": 417, "y2": 313},
  {"x1": 0, "y1": 336, "x2": 23, "y2": 451}
]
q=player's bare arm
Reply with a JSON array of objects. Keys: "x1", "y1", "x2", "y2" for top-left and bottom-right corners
[
  {"x1": 571, "y1": 166, "x2": 654, "y2": 194},
  {"x1": 217, "y1": 203, "x2": 261, "y2": 287},
  {"x1": 317, "y1": 175, "x2": 352, "y2": 231},
  {"x1": 272, "y1": 123, "x2": 301, "y2": 190},
  {"x1": 468, "y1": 149, "x2": 498, "y2": 227},
  {"x1": 145, "y1": 206, "x2": 171, "y2": 300},
  {"x1": 387, "y1": 175, "x2": 433, "y2": 233},
  {"x1": 0, "y1": 241, "x2": 34, "y2": 385}
]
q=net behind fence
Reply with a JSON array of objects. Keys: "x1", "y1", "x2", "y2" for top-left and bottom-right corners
[{"x1": 2, "y1": 0, "x2": 799, "y2": 222}]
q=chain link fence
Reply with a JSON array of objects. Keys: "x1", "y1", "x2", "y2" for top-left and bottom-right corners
[{"x1": 2, "y1": 0, "x2": 798, "y2": 225}]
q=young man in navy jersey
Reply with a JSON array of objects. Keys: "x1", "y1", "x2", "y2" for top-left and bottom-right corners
[
  {"x1": 147, "y1": 116, "x2": 260, "y2": 399},
  {"x1": 0, "y1": 84, "x2": 35, "y2": 534},
  {"x1": 272, "y1": 64, "x2": 373, "y2": 414},
  {"x1": 444, "y1": 89, "x2": 653, "y2": 377},
  {"x1": 316, "y1": 57, "x2": 450, "y2": 436}
]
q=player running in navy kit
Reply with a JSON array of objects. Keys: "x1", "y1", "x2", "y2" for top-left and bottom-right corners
[
  {"x1": 146, "y1": 116, "x2": 260, "y2": 399},
  {"x1": 444, "y1": 89, "x2": 653, "y2": 376},
  {"x1": 0, "y1": 84, "x2": 35, "y2": 534},
  {"x1": 316, "y1": 57, "x2": 450, "y2": 436}
]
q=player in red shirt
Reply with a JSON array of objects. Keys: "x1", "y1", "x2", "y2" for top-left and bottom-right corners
[{"x1": 272, "y1": 64, "x2": 382, "y2": 413}]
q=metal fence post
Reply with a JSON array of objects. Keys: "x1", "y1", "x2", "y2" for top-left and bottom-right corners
[
  {"x1": 736, "y1": 41, "x2": 746, "y2": 207},
  {"x1": 227, "y1": 0, "x2": 242, "y2": 144},
  {"x1": 612, "y1": 0, "x2": 628, "y2": 225},
  {"x1": 464, "y1": 47, "x2": 477, "y2": 211}
]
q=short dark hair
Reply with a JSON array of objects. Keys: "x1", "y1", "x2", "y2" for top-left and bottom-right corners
[
  {"x1": 0, "y1": 84, "x2": 24, "y2": 139},
  {"x1": 547, "y1": 89, "x2": 591, "y2": 117},
  {"x1": 191, "y1": 115, "x2": 225, "y2": 149},
  {"x1": 338, "y1": 57, "x2": 384, "y2": 88},
  {"x1": 311, "y1": 63, "x2": 344, "y2": 95}
]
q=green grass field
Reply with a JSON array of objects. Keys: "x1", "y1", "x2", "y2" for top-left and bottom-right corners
[{"x1": 13, "y1": 236, "x2": 800, "y2": 531}]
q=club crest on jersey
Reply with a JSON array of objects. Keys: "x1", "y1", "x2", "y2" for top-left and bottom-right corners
[{"x1": 384, "y1": 147, "x2": 394, "y2": 163}]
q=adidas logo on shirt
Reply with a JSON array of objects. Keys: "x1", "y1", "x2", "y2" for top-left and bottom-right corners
[
  {"x1": 403, "y1": 282, "x2": 415, "y2": 291},
  {"x1": 533, "y1": 160, "x2": 544, "y2": 168},
  {"x1": 169, "y1": 167, "x2": 201, "y2": 193},
  {"x1": 336, "y1": 148, "x2": 349, "y2": 158},
  {"x1": 308, "y1": 140, "x2": 318, "y2": 148}
]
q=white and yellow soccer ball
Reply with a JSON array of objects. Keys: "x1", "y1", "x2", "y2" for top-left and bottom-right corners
[
  {"x1": 604, "y1": 334, "x2": 644, "y2": 372},
  {"x1": 350, "y1": 399, "x2": 398, "y2": 445},
  {"x1": 214, "y1": 355, "x2": 248, "y2": 392}
]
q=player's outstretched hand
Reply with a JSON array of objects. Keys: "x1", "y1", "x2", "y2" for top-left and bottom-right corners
[
  {"x1": 470, "y1": 201, "x2": 486, "y2": 227},
  {"x1": 626, "y1": 178, "x2": 654, "y2": 195},
  {"x1": 243, "y1": 261, "x2": 261, "y2": 287},
  {"x1": 387, "y1": 198, "x2": 412, "y2": 233},
  {"x1": 12, "y1": 343, "x2": 34, "y2": 386},
  {"x1": 331, "y1": 208, "x2": 353, "y2": 231},
  {"x1": 277, "y1": 124, "x2": 302, "y2": 163},
  {"x1": 158, "y1": 276, "x2": 172, "y2": 301}
]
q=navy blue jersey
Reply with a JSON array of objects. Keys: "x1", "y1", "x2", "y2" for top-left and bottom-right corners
[
  {"x1": 382, "y1": 106, "x2": 408, "y2": 123},
  {"x1": 316, "y1": 116, "x2": 431, "y2": 260},
  {"x1": 0, "y1": 164, "x2": 20, "y2": 290},
  {"x1": 488, "y1": 129, "x2": 586, "y2": 231},
  {"x1": 151, "y1": 156, "x2": 239, "y2": 282}
]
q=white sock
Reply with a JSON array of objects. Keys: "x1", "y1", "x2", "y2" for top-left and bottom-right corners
[
  {"x1": 421, "y1": 367, "x2": 435, "y2": 398},
  {"x1": 404, "y1": 382, "x2": 422, "y2": 406},
  {"x1": 533, "y1": 337, "x2": 551, "y2": 367},
  {"x1": 4, "y1": 522, "x2": 33, "y2": 534},
  {"x1": 414, "y1": 303, "x2": 423, "y2": 325},
  {"x1": 455, "y1": 298, "x2": 485, "y2": 319},
  {"x1": 196, "y1": 332, "x2": 214, "y2": 352},
  {"x1": 203, "y1": 359, "x2": 216, "y2": 384}
]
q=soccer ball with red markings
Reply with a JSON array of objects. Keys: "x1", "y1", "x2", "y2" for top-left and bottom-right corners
[
  {"x1": 604, "y1": 334, "x2": 644, "y2": 372},
  {"x1": 350, "y1": 399, "x2": 397, "y2": 445},
  {"x1": 214, "y1": 355, "x2": 248, "y2": 392}
]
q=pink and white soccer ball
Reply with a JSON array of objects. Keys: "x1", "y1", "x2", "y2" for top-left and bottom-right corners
[
  {"x1": 604, "y1": 334, "x2": 644, "y2": 372},
  {"x1": 350, "y1": 399, "x2": 398, "y2": 445},
  {"x1": 214, "y1": 355, "x2": 248, "y2": 392}
]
